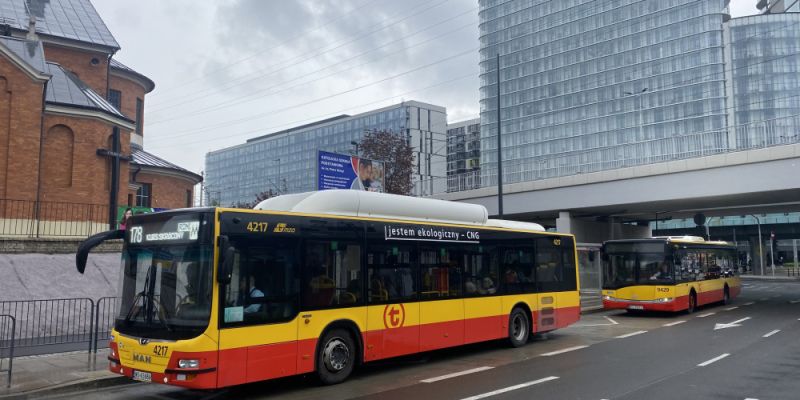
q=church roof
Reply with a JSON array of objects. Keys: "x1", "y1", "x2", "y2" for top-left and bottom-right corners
[
  {"x1": 0, "y1": 0, "x2": 119, "y2": 49},
  {"x1": 44, "y1": 61, "x2": 129, "y2": 119},
  {"x1": 131, "y1": 148, "x2": 203, "y2": 183},
  {"x1": 0, "y1": 35, "x2": 44, "y2": 71}
]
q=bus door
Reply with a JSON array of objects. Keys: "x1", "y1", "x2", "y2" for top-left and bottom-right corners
[
  {"x1": 536, "y1": 237, "x2": 567, "y2": 331},
  {"x1": 418, "y1": 245, "x2": 465, "y2": 351},
  {"x1": 364, "y1": 241, "x2": 420, "y2": 361},
  {"x1": 217, "y1": 233, "x2": 301, "y2": 386}
]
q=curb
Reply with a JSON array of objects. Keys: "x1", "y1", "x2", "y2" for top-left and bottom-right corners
[{"x1": 0, "y1": 375, "x2": 134, "y2": 399}]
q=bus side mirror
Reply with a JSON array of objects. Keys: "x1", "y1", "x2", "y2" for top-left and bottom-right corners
[
  {"x1": 217, "y1": 235, "x2": 234, "y2": 284},
  {"x1": 76, "y1": 229, "x2": 124, "y2": 274}
]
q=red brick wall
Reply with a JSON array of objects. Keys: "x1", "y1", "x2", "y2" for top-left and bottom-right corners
[
  {"x1": 40, "y1": 114, "x2": 130, "y2": 207},
  {"x1": 0, "y1": 57, "x2": 46, "y2": 201},
  {"x1": 42, "y1": 44, "x2": 109, "y2": 96},
  {"x1": 134, "y1": 171, "x2": 195, "y2": 209},
  {"x1": 109, "y1": 74, "x2": 146, "y2": 133}
]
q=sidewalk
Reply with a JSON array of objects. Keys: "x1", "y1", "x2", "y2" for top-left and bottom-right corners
[{"x1": 0, "y1": 349, "x2": 129, "y2": 399}]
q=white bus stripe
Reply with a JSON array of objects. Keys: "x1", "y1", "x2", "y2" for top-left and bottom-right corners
[
  {"x1": 460, "y1": 376, "x2": 559, "y2": 400},
  {"x1": 698, "y1": 353, "x2": 730, "y2": 367},
  {"x1": 421, "y1": 366, "x2": 494, "y2": 383},
  {"x1": 663, "y1": 320, "x2": 686, "y2": 327},
  {"x1": 615, "y1": 330, "x2": 647, "y2": 339},
  {"x1": 540, "y1": 345, "x2": 589, "y2": 356},
  {"x1": 763, "y1": 329, "x2": 780, "y2": 338}
]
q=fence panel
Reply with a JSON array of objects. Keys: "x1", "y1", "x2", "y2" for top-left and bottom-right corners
[
  {"x1": 0, "y1": 315, "x2": 15, "y2": 388},
  {"x1": 0, "y1": 299, "x2": 94, "y2": 356},
  {"x1": 93, "y1": 297, "x2": 120, "y2": 353},
  {"x1": 0, "y1": 199, "x2": 109, "y2": 238}
]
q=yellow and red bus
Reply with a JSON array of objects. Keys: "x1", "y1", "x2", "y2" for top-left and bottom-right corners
[
  {"x1": 601, "y1": 236, "x2": 741, "y2": 313},
  {"x1": 76, "y1": 190, "x2": 580, "y2": 389}
]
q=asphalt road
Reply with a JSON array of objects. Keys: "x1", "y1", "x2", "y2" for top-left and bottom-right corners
[{"x1": 43, "y1": 279, "x2": 800, "y2": 400}]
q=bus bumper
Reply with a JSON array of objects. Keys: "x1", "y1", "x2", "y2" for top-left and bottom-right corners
[
  {"x1": 108, "y1": 341, "x2": 219, "y2": 389},
  {"x1": 602, "y1": 296, "x2": 688, "y2": 312}
]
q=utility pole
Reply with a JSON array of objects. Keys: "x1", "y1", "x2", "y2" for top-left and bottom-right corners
[
  {"x1": 751, "y1": 215, "x2": 763, "y2": 276},
  {"x1": 496, "y1": 53, "x2": 504, "y2": 218},
  {"x1": 96, "y1": 126, "x2": 130, "y2": 229}
]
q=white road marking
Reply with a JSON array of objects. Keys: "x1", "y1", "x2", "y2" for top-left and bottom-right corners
[
  {"x1": 772, "y1": 295, "x2": 781, "y2": 298},
  {"x1": 421, "y1": 366, "x2": 495, "y2": 383},
  {"x1": 743, "y1": 302, "x2": 755, "y2": 306},
  {"x1": 573, "y1": 316, "x2": 619, "y2": 327},
  {"x1": 459, "y1": 376, "x2": 559, "y2": 400},
  {"x1": 763, "y1": 329, "x2": 780, "y2": 338},
  {"x1": 615, "y1": 330, "x2": 647, "y2": 339},
  {"x1": 724, "y1": 306, "x2": 739, "y2": 311},
  {"x1": 759, "y1": 297, "x2": 769, "y2": 301},
  {"x1": 540, "y1": 345, "x2": 589, "y2": 356},
  {"x1": 697, "y1": 312, "x2": 716, "y2": 318},
  {"x1": 744, "y1": 398, "x2": 759, "y2": 400},
  {"x1": 663, "y1": 320, "x2": 686, "y2": 327},
  {"x1": 714, "y1": 316, "x2": 752, "y2": 330},
  {"x1": 698, "y1": 353, "x2": 730, "y2": 367},
  {"x1": 789, "y1": 300, "x2": 800, "y2": 304}
]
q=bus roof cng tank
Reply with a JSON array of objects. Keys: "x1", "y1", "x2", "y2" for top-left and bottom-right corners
[{"x1": 254, "y1": 190, "x2": 493, "y2": 226}]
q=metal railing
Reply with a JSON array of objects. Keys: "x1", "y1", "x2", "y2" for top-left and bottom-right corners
[
  {"x1": 0, "y1": 299, "x2": 95, "y2": 356},
  {"x1": 0, "y1": 199, "x2": 109, "y2": 238},
  {"x1": 0, "y1": 315, "x2": 15, "y2": 388},
  {"x1": 93, "y1": 297, "x2": 119, "y2": 353}
]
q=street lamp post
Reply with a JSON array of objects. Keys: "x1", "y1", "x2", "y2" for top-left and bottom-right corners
[
  {"x1": 624, "y1": 88, "x2": 648, "y2": 163},
  {"x1": 751, "y1": 214, "x2": 763, "y2": 276}
]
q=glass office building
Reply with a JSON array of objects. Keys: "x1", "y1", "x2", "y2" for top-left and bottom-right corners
[
  {"x1": 478, "y1": 0, "x2": 730, "y2": 185},
  {"x1": 446, "y1": 118, "x2": 481, "y2": 192},
  {"x1": 204, "y1": 101, "x2": 446, "y2": 206},
  {"x1": 724, "y1": 10, "x2": 800, "y2": 148}
]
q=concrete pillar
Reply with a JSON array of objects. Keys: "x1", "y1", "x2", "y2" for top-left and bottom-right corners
[
  {"x1": 749, "y1": 236, "x2": 763, "y2": 275},
  {"x1": 556, "y1": 211, "x2": 572, "y2": 234},
  {"x1": 793, "y1": 239, "x2": 798, "y2": 267}
]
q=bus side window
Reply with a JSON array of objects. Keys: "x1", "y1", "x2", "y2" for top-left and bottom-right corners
[
  {"x1": 302, "y1": 240, "x2": 363, "y2": 309},
  {"x1": 366, "y1": 242, "x2": 416, "y2": 304}
]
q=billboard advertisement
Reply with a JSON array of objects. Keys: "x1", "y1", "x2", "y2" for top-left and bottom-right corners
[{"x1": 318, "y1": 150, "x2": 384, "y2": 192}]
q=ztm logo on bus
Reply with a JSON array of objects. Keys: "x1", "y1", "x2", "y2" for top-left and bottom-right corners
[{"x1": 383, "y1": 304, "x2": 406, "y2": 329}]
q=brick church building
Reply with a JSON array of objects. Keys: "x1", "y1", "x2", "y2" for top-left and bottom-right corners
[{"x1": 0, "y1": 0, "x2": 201, "y2": 235}]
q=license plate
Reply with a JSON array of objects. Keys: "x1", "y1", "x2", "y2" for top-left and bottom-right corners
[
  {"x1": 628, "y1": 305, "x2": 644, "y2": 310},
  {"x1": 132, "y1": 370, "x2": 151, "y2": 382}
]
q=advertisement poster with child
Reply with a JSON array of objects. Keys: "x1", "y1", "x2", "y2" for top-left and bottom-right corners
[{"x1": 317, "y1": 150, "x2": 385, "y2": 193}]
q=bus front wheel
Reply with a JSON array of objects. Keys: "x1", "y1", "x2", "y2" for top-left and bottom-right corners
[
  {"x1": 317, "y1": 329, "x2": 356, "y2": 385},
  {"x1": 508, "y1": 308, "x2": 530, "y2": 347}
]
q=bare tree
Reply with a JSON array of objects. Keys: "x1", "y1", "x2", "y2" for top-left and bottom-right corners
[
  {"x1": 233, "y1": 189, "x2": 278, "y2": 209},
  {"x1": 360, "y1": 130, "x2": 414, "y2": 195}
]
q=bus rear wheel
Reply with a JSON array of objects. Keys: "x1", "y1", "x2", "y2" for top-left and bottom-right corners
[
  {"x1": 722, "y1": 287, "x2": 730, "y2": 305},
  {"x1": 508, "y1": 307, "x2": 530, "y2": 347},
  {"x1": 316, "y1": 329, "x2": 355, "y2": 385},
  {"x1": 687, "y1": 292, "x2": 697, "y2": 314}
]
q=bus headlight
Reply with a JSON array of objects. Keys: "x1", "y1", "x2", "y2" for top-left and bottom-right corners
[
  {"x1": 658, "y1": 297, "x2": 673, "y2": 303},
  {"x1": 178, "y1": 359, "x2": 199, "y2": 369},
  {"x1": 603, "y1": 295, "x2": 612, "y2": 301}
]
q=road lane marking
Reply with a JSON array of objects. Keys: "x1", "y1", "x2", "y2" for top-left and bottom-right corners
[
  {"x1": 697, "y1": 312, "x2": 716, "y2": 318},
  {"x1": 421, "y1": 366, "x2": 494, "y2": 383},
  {"x1": 763, "y1": 329, "x2": 780, "y2": 338},
  {"x1": 615, "y1": 330, "x2": 647, "y2": 339},
  {"x1": 759, "y1": 297, "x2": 769, "y2": 301},
  {"x1": 744, "y1": 302, "x2": 755, "y2": 306},
  {"x1": 663, "y1": 320, "x2": 686, "y2": 327},
  {"x1": 789, "y1": 300, "x2": 800, "y2": 304},
  {"x1": 698, "y1": 353, "x2": 730, "y2": 367},
  {"x1": 540, "y1": 345, "x2": 589, "y2": 356},
  {"x1": 573, "y1": 316, "x2": 619, "y2": 327},
  {"x1": 724, "y1": 306, "x2": 739, "y2": 311},
  {"x1": 460, "y1": 376, "x2": 559, "y2": 400},
  {"x1": 714, "y1": 316, "x2": 751, "y2": 330}
]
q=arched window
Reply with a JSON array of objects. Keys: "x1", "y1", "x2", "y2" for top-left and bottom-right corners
[{"x1": 43, "y1": 124, "x2": 74, "y2": 188}]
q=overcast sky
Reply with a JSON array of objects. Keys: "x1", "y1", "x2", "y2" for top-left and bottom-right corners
[{"x1": 91, "y1": 0, "x2": 760, "y2": 174}]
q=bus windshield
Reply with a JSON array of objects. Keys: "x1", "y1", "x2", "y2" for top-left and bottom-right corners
[
  {"x1": 115, "y1": 245, "x2": 213, "y2": 340},
  {"x1": 603, "y1": 242, "x2": 673, "y2": 289}
]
